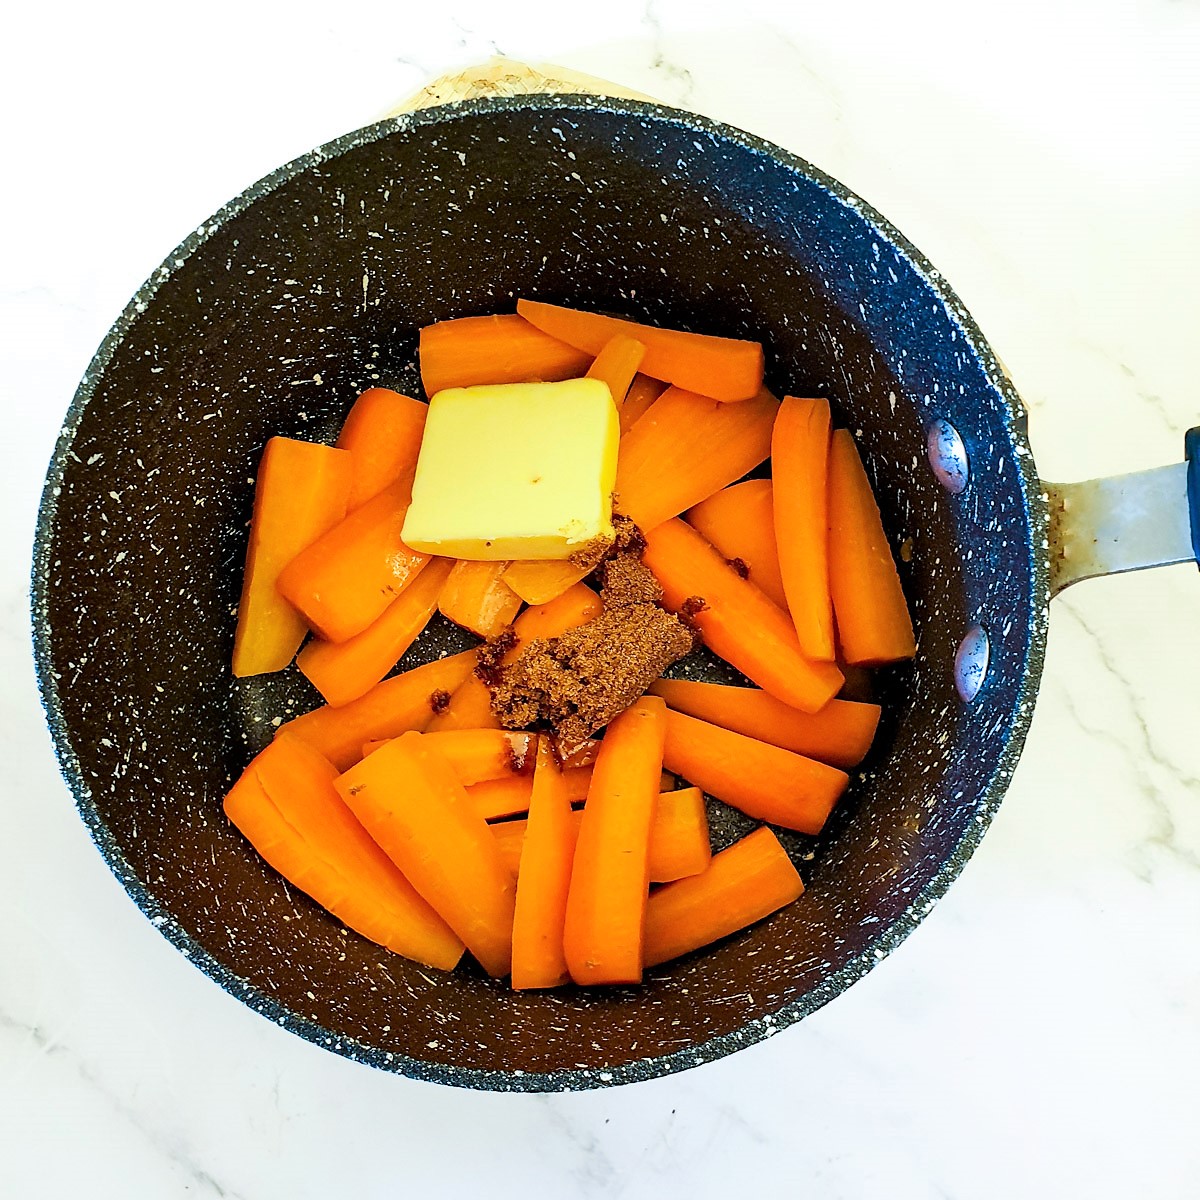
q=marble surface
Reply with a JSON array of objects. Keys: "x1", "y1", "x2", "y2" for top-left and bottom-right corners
[{"x1": 5, "y1": 0, "x2": 1200, "y2": 1195}]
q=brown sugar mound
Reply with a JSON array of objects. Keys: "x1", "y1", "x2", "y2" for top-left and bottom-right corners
[{"x1": 489, "y1": 550, "x2": 694, "y2": 746}]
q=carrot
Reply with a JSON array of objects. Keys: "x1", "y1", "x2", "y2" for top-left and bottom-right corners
[
  {"x1": 335, "y1": 732, "x2": 516, "y2": 977},
  {"x1": 277, "y1": 649, "x2": 476, "y2": 770},
  {"x1": 686, "y1": 479, "x2": 787, "y2": 610},
  {"x1": 359, "y1": 730, "x2": 534, "y2": 785},
  {"x1": 661, "y1": 710, "x2": 848, "y2": 834},
  {"x1": 516, "y1": 299, "x2": 764, "y2": 402},
  {"x1": 641, "y1": 518, "x2": 843, "y2": 712},
  {"x1": 511, "y1": 738, "x2": 579, "y2": 990},
  {"x1": 585, "y1": 333, "x2": 646, "y2": 404},
  {"x1": 501, "y1": 559, "x2": 591, "y2": 606},
  {"x1": 618, "y1": 374, "x2": 667, "y2": 435},
  {"x1": 476, "y1": 766, "x2": 673, "y2": 826},
  {"x1": 232, "y1": 437, "x2": 352, "y2": 677},
  {"x1": 276, "y1": 472, "x2": 428, "y2": 643},
  {"x1": 296, "y1": 557, "x2": 453, "y2": 707},
  {"x1": 492, "y1": 774, "x2": 694, "y2": 878},
  {"x1": 643, "y1": 828, "x2": 803, "y2": 968},
  {"x1": 828, "y1": 429, "x2": 917, "y2": 665},
  {"x1": 224, "y1": 737, "x2": 464, "y2": 969},
  {"x1": 648, "y1": 679, "x2": 880, "y2": 770},
  {"x1": 419, "y1": 313, "x2": 592, "y2": 397},
  {"x1": 563, "y1": 696, "x2": 666, "y2": 986},
  {"x1": 614, "y1": 385, "x2": 779, "y2": 532},
  {"x1": 426, "y1": 583, "x2": 603, "y2": 731},
  {"x1": 438, "y1": 560, "x2": 522, "y2": 639},
  {"x1": 772, "y1": 397, "x2": 835, "y2": 661},
  {"x1": 335, "y1": 388, "x2": 427, "y2": 510}
]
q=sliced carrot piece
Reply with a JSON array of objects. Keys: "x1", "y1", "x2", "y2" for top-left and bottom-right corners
[
  {"x1": 585, "y1": 333, "x2": 646, "y2": 405},
  {"x1": 641, "y1": 518, "x2": 843, "y2": 713},
  {"x1": 232, "y1": 437, "x2": 353, "y2": 677},
  {"x1": 420, "y1": 729, "x2": 535, "y2": 786},
  {"x1": 563, "y1": 696, "x2": 667, "y2": 986},
  {"x1": 335, "y1": 388, "x2": 428, "y2": 510},
  {"x1": 614, "y1": 385, "x2": 779, "y2": 532},
  {"x1": 618, "y1": 373, "x2": 667, "y2": 436},
  {"x1": 517, "y1": 299, "x2": 764, "y2": 402},
  {"x1": 465, "y1": 764, "x2": 595, "y2": 821},
  {"x1": 278, "y1": 649, "x2": 476, "y2": 770},
  {"x1": 426, "y1": 583, "x2": 603, "y2": 731},
  {"x1": 643, "y1": 828, "x2": 803, "y2": 968},
  {"x1": 438, "y1": 560, "x2": 522, "y2": 639},
  {"x1": 686, "y1": 479, "x2": 787, "y2": 610},
  {"x1": 662, "y1": 710, "x2": 848, "y2": 834},
  {"x1": 511, "y1": 738, "x2": 579, "y2": 990},
  {"x1": 296, "y1": 557, "x2": 453, "y2": 707},
  {"x1": 501, "y1": 559, "x2": 592, "y2": 606},
  {"x1": 419, "y1": 313, "x2": 592, "y2": 397},
  {"x1": 276, "y1": 472, "x2": 427, "y2": 643},
  {"x1": 224, "y1": 737, "x2": 464, "y2": 969},
  {"x1": 646, "y1": 786, "x2": 711, "y2": 882},
  {"x1": 648, "y1": 679, "x2": 880, "y2": 770},
  {"x1": 335, "y1": 733, "x2": 516, "y2": 977},
  {"x1": 773, "y1": 397, "x2": 835, "y2": 661},
  {"x1": 828, "y1": 429, "x2": 917, "y2": 665}
]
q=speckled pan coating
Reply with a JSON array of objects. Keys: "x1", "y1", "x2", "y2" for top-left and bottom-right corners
[{"x1": 30, "y1": 95, "x2": 1049, "y2": 1091}]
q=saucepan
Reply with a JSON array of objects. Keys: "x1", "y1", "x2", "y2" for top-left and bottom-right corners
[{"x1": 30, "y1": 91, "x2": 1200, "y2": 1091}]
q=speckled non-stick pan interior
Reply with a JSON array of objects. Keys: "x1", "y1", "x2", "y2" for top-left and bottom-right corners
[{"x1": 31, "y1": 96, "x2": 1048, "y2": 1090}]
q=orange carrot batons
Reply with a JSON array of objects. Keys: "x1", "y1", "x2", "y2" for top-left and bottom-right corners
[
  {"x1": 661, "y1": 710, "x2": 848, "y2": 835},
  {"x1": 646, "y1": 786, "x2": 711, "y2": 882},
  {"x1": 224, "y1": 738, "x2": 465, "y2": 970},
  {"x1": 648, "y1": 679, "x2": 880, "y2": 770},
  {"x1": 296, "y1": 557, "x2": 452, "y2": 707},
  {"x1": 419, "y1": 313, "x2": 592, "y2": 397},
  {"x1": 516, "y1": 299, "x2": 764, "y2": 402},
  {"x1": 278, "y1": 649, "x2": 477, "y2": 770},
  {"x1": 335, "y1": 733, "x2": 516, "y2": 977},
  {"x1": 335, "y1": 388, "x2": 428, "y2": 510},
  {"x1": 276, "y1": 472, "x2": 427, "y2": 643},
  {"x1": 438, "y1": 560, "x2": 522, "y2": 639},
  {"x1": 563, "y1": 696, "x2": 667, "y2": 986},
  {"x1": 614, "y1": 386, "x2": 779, "y2": 532},
  {"x1": 772, "y1": 397, "x2": 836, "y2": 662},
  {"x1": 618, "y1": 373, "x2": 667, "y2": 435},
  {"x1": 828, "y1": 429, "x2": 917, "y2": 665},
  {"x1": 232, "y1": 437, "x2": 353, "y2": 677},
  {"x1": 511, "y1": 738, "x2": 580, "y2": 990},
  {"x1": 686, "y1": 479, "x2": 788, "y2": 610},
  {"x1": 643, "y1": 828, "x2": 803, "y2": 969},
  {"x1": 641, "y1": 518, "x2": 843, "y2": 713},
  {"x1": 585, "y1": 333, "x2": 646, "y2": 405}
]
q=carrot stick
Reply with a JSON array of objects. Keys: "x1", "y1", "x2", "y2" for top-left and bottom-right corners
[
  {"x1": 563, "y1": 696, "x2": 666, "y2": 985},
  {"x1": 335, "y1": 388, "x2": 427, "y2": 511},
  {"x1": 643, "y1": 828, "x2": 803, "y2": 968},
  {"x1": 277, "y1": 649, "x2": 476, "y2": 770},
  {"x1": 232, "y1": 437, "x2": 352, "y2": 677},
  {"x1": 420, "y1": 729, "x2": 535, "y2": 785},
  {"x1": 501, "y1": 559, "x2": 592, "y2": 606},
  {"x1": 438, "y1": 560, "x2": 522, "y2": 639},
  {"x1": 426, "y1": 583, "x2": 603, "y2": 731},
  {"x1": 618, "y1": 374, "x2": 667, "y2": 436},
  {"x1": 511, "y1": 737, "x2": 579, "y2": 990},
  {"x1": 276, "y1": 472, "x2": 428, "y2": 643},
  {"x1": 419, "y1": 313, "x2": 592, "y2": 397},
  {"x1": 828, "y1": 429, "x2": 917, "y2": 665},
  {"x1": 517, "y1": 299, "x2": 764, "y2": 403},
  {"x1": 662, "y1": 709, "x2": 848, "y2": 834},
  {"x1": 614, "y1": 385, "x2": 779, "y2": 532},
  {"x1": 641, "y1": 518, "x2": 843, "y2": 713},
  {"x1": 585, "y1": 333, "x2": 646, "y2": 405},
  {"x1": 772, "y1": 397, "x2": 836, "y2": 662},
  {"x1": 335, "y1": 732, "x2": 516, "y2": 977},
  {"x1": 465, "y1": 764, "x2": 594, "y2": 821},
  {"x1": 296, "y1": 557, "x2": 453, "y2": 707},
  {"x1": 686, "y1": 479, "x2": 787, "y2": 610},
  {"x1": 648, "y1": 679, "x2": 880, "y2": 769},
  {"x1": 224, "y1": 737, "x2": 464, "y2": 969}
]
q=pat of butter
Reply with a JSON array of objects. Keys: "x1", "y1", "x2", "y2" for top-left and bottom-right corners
[{"x1": 401, "y1": 379, "x2": 619, "y2": 560}]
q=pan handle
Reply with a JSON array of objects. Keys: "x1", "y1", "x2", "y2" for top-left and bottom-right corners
[{"x1": 1045, "y1": 427, "x2": 1200, "y2": 596}]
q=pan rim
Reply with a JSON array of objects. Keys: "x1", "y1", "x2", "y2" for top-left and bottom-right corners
[{"x1": 29, "y1": 92, "x2": 1051, "y2": 1092}]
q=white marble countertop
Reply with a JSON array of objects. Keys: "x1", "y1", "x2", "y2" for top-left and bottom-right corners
[{"x1": 5, "y1": 1, "x2": 1200, "y2": 1196}]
